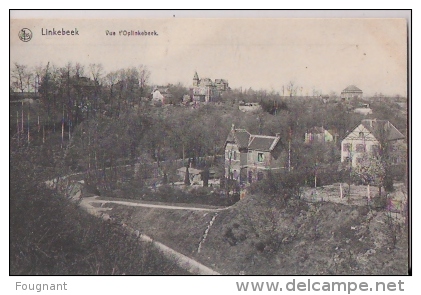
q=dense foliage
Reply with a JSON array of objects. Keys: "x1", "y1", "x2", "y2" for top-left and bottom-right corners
[{"x1": 10, "y1": 141, "x2": 185, "y2": 275}]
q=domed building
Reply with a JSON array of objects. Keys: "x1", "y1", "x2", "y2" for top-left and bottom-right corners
[{"x1": 341, "y1": 85, "x2": 363, "y2": 100}]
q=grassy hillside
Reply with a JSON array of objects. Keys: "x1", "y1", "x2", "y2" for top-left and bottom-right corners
[
  {"x1": 109, "y1": 194, "x2": 408, "y2": 275},
  {"x1": 10, "y1": 145, "x2": 187, "y2": 275},
  {"x1": 202, "y1": 196, "x2": 408, "y2": 275}
]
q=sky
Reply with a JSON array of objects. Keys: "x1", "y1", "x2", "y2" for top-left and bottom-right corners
[{"x1": 10, "y1": 13, "x2": 408, "y2": 97}]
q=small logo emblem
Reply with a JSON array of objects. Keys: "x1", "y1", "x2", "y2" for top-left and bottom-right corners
[{"x1": 19, "y1": 28, "x2": 32, "y2": 42}]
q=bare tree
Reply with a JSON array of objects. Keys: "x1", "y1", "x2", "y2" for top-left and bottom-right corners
[
  {"x1": 11, "y1": 63, "x2": 29, "y2": 93},
  {"x1": 104, "y1": 70, "x2": 119, "y2": 113},
  {"x1": 138, "y1": 64, "x2": 150, "y2": 97},
  {"x1": 89, "y1": 63, "x2": 104, "y2": 112},
  {"x1": 287, "y1": 81, "x2": 297, "y2": 97}
]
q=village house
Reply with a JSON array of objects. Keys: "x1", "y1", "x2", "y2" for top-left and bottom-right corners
[
  {"x1": 191, "y1": 72, "x2": 229, "y2": 103},
  {"x1": 225, "y1": 125, "x2": 284, "y2": 183},
  {"x1": 341, "y1": 119, "x2": 406, "y2": 167},
  {"x1": 151, "y1": 87, "x2": 173, "y2": 104},
  {"x1": 238, "y1": 102, "x2": 262, "y2": 113},
  {"x1": 341, "y1": 85, "x2": 363, "y2": 101},
  {"x1": 304, "y1": 126, "x2": 338, "y2": 144},
  {"x1": 354, "y1": 103, "x2": 373, "y2": 115}
]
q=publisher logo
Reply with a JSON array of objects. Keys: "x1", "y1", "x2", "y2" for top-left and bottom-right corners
[{"x1": 19, "y1": 28, "x2": 32, "y2": 42}]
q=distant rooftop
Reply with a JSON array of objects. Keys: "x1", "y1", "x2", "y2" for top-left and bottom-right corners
[{"x1": 342, "y1": 85, "x2": 363, "y2": 93}]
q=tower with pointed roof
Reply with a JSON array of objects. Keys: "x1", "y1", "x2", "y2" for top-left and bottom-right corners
[{"x1": 193, "y1": 71, "x2": 199, "y2": 87}]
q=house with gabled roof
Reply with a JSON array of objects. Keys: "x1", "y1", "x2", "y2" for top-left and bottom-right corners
[
  {"x1": 341, "y1": 85, "x2": 363, "y2": 100},
  {"x1": 151, "y1": 87, "x2": 173, "y2": 104},
  {"x1": 341, "y1": 119, "x2": 406, "y2": 167},
  {"x1": 225, "y1": 125, "x2": 284, "y2": 183},
  {"x1": 305, "y1": 126, "x2": 337, "y2": 144}
]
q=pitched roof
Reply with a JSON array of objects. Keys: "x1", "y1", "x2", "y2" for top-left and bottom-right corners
[
  {"x1": 342, "y1": 85, "x2": 362, "y2": 93},
  {"x1": 201, "y1": 78, "x2": 213, "y2": 86},
  {"x1": 307, "y1": 126, "x2": 326, "y2": 134},
  {"x1": 226, "y1": 127, "x2": 281, "y2": 151},
  {"x1": 327, "y1": 129, "x2": 339, "y2": 136},
  {"x1": 226, "y1": 129, "x2": 251, "y2": 149},
  {"x1": 248, "y1": 135, "x2": 280, "y2": 151},
  {"x1": 360, "y1": 119, "x2": 405, "y2": 141}
]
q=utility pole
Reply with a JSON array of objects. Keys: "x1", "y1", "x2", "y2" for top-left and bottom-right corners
[
  {"x1": 314, "y1": 160, "x2": 318, "y2": 201},
  {"x1": 61, "y1": 104, "x2": 64, "y2": 149},
  {"x1": 288, "y1": 127, "x2": 292, "y2": 172},
  {"x1": 16, "y1": 111, "x2": 19, "y2": 145},
  {"x1": 348, "y1": 143, "x2": 353, "y2": 197},
  {"x1": 21, "y1": 101, "x2": 24, "y2": 133},
  {"x1": 27, "y1": 103, "x2": 30, "y2": 146}
]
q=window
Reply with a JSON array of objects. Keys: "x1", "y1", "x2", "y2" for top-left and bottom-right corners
[
  {"x1": 342, "y1": 143, "x2": 351, "y2": 152},
  {"x1": 356, "y1": 144, "x2": 365, "y2": 153},
  {"x1": 257, "y1": 153, "x2": 265, "y2": 162},
  {"x1": 227, "y1": 150, "x2": 236, "y2": 160},
  {"x1": 359, "y1": 131, "x2": 365, "y2": 138},
  {"x1": 233, "y1": 170, "x2": 239, "y2": 180}
]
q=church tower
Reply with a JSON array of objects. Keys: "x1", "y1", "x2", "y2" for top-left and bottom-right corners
[{"x1": 193, "y1": 71, "x2": 199, "y2": 87}]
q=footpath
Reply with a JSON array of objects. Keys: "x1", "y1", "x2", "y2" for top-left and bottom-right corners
[{"x1": 65, "y1": 182, "x2": 221, "y2": 275}]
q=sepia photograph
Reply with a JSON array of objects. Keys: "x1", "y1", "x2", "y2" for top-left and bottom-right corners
[{"x1": 9, "y1": 9, "x2": 411, "y2": 291}]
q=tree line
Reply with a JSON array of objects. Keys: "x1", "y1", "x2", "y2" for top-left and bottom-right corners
[{"x1": 10, "y1": 62, "x2": 407, "y2": 196}]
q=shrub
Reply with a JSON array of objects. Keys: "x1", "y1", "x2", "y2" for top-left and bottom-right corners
[
  {"x1": 384, "y1": 173, "x2": 395, "y2": 192},
  {"x1": 389, "y1": 164, "x2": 406, "y2": 182},
  {"x1": 371, "y1": 194, "x2": 387, "y2": 210}
]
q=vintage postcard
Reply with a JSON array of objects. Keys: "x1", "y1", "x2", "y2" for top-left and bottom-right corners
[{"x1": 10, "y1": 9, "x2": 410, "y2": 293}]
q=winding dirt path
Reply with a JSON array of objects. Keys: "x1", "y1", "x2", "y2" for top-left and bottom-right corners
[
  {"x1": 86, "y1": 196, "x2": 230, "y2": 212},
  {"x1": 77, "y1": 194, "x2": 221, "y2": 275}
]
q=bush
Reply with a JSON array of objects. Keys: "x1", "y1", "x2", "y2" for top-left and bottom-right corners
[
  {"x1": 389, "y1": 164, "x2": 406, "y2": 182},
  {"x1": 126, "y1": 184, "x2": 238, "y2": 207},
  {"x1": 371, "y1": 194, "x2": 388, "y2": 210},
  {"x1": 384, "y1": 174, "x2": 394, "y2": 192}
]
